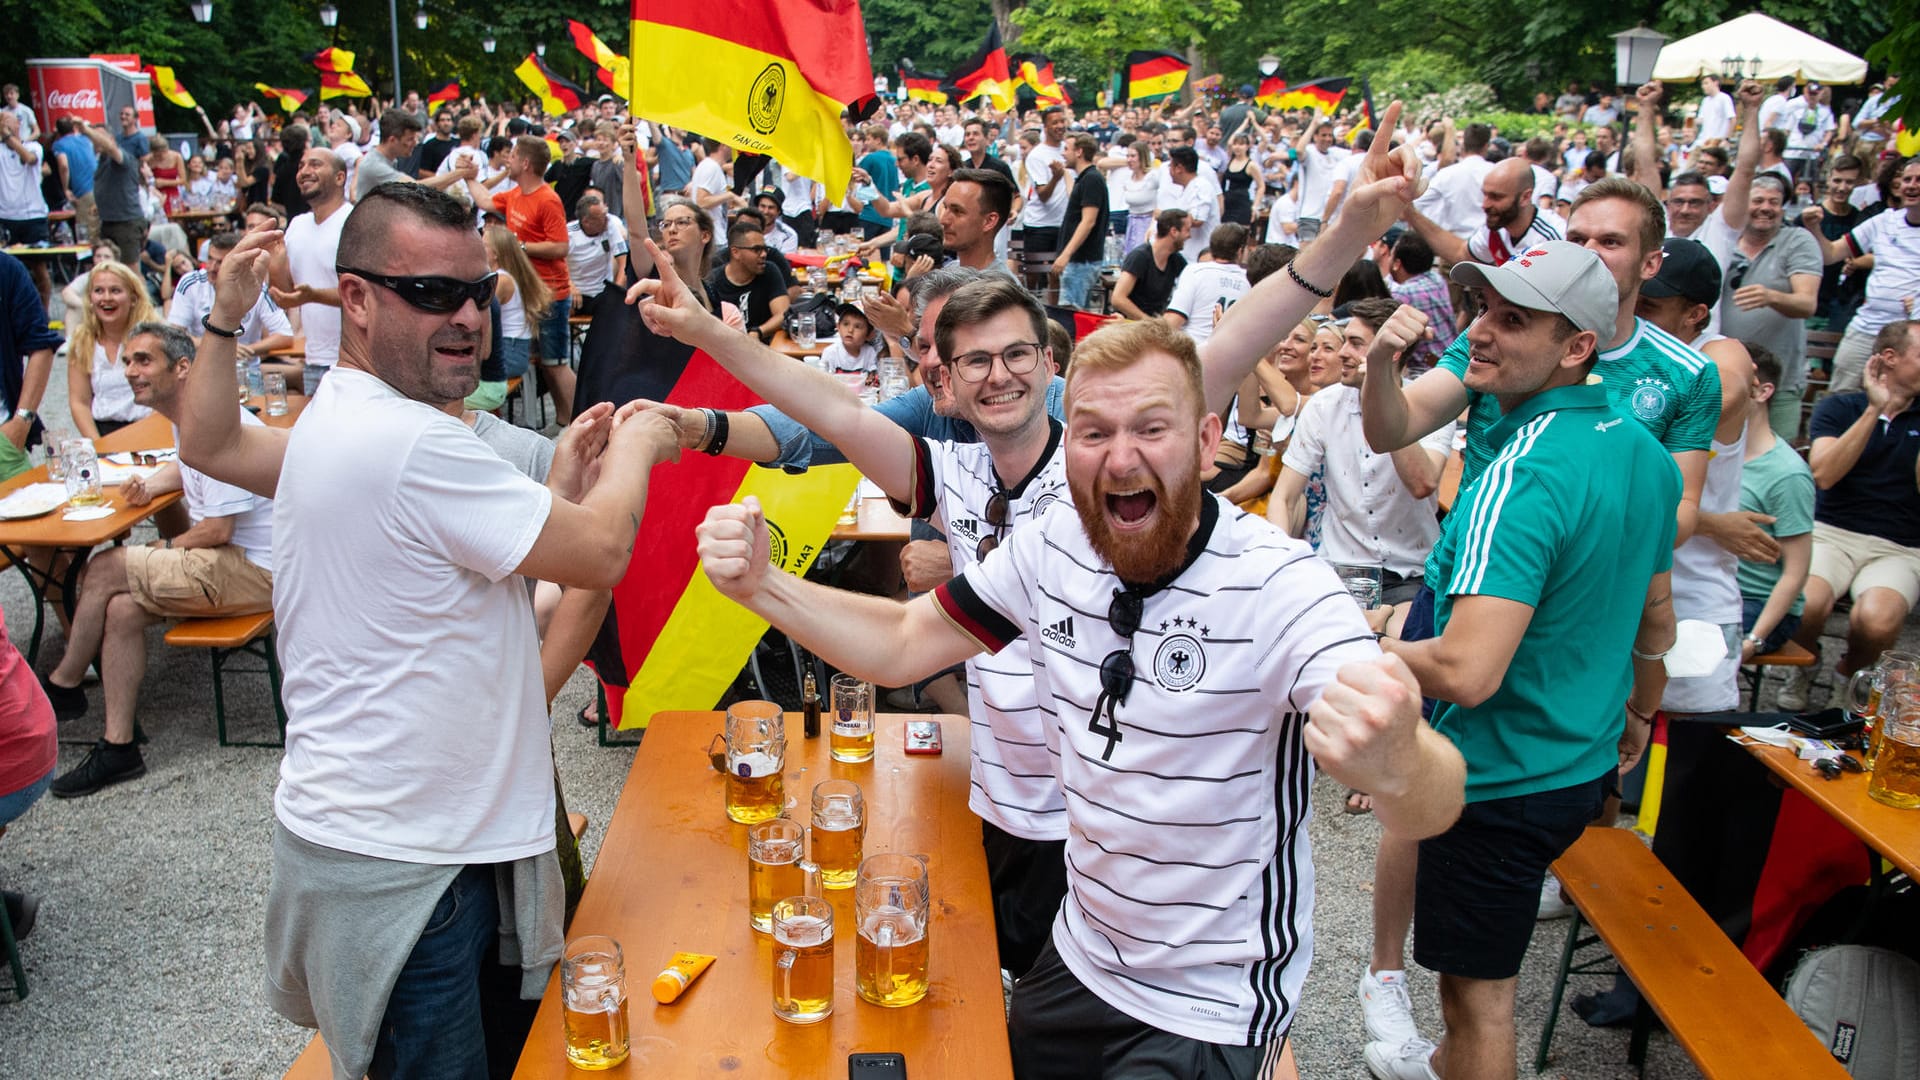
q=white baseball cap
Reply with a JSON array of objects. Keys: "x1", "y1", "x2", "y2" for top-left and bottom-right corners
[{"x1": 1449, "y1": 240, "x2": 1618, "y2": 335}]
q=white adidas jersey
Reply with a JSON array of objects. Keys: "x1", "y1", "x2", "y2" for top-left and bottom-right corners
[
  {"x1": 934, "y1": 494, "x2": 1379, "y2": 1045},
  {"x1": 896, "y1": 421, "x2": 1071, "y2": 840}
]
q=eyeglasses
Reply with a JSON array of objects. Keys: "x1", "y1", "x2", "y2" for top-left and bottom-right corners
[
  {"x1": 659, "y1": 217, "x2": 701, "y2": 230},
  {"x1": 951, "y1": 341, "x2": 1045, "y2": 383},
  {"x1": 336, "y1": 266, "x2": 498, "y2": 313},
  {"x1": 973, "y1": 490, "x2": 1010, "y2": 561},
  {"x1": 1091, "y1": 589, "x2": 1144, "y2": 761}
]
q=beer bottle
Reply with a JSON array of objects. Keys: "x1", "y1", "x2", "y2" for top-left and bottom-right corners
[{"x1": 803, "y1": 671, "x2": 822, "y2": 739}]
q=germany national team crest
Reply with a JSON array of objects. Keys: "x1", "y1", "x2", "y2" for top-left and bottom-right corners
[
  {"x1": 1629, "y1": 376, "x2": 1670, "y2": 421},
  {"x1": 748, "y1": 64, "x2": 786, "y2": 135},
  {"x1": 1030, "y1": 491, "x2": 1062, "y2": 518},
  {"x1": 1153, "y1": 633, "x2": 1206, "y2": 691}
]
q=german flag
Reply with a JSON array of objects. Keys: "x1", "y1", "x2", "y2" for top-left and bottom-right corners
[
  {"x1": 1345, "y1": 76, "x2": 1376, "y2": 144},
  {"x1": 571, "y1": 291, "x2": 858, "y2": 729},
  {"x1": 1014, "y1": 53, "x2": 1068, "y2": 106},
  {"x1": 1255, "y1": 75, "x2": 1287, "y2": 109},
  {"x1": 1272, "y1": 77, "x2": 1352, "y2": 116},
  {"x1": 147, "y1": 66, "x2": 196, "y2": 110},
  {"x1": 1125, "y1": 50, "x2": 1189, "y2": 104},
  {"x1": 426, "y1": 81, "x2": 460, "y2": 115},
  {"x1": 900, "y1": 69, "x2": 949, "y2": 106},
  {"x1": 312, "y1": 47, "x2": 372, "y2": 99},
  {"x1": 629, "y1": 0, "x2": 874, "y2": 206},
  {"x1": 255, "y1": 84, "x2": 309, "y2": 113},
  {"x1": 595, "y1": 67, "x2": 626, "y2": 99},
  {"x1": 568, "y1": 18, "x2": 632, "y2": 93},
  {"x1": 952, "y1": 23, "x2": 1016, "y2": 111},
  {"x1": 516, "y1": 53, "x2": 586, "y2": 116}
]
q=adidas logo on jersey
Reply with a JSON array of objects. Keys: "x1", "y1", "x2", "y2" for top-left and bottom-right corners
[
  {"x1": 1042, "y1": 616, "x2": 1076, "y2": 648},
  {"x1": 951, "y1": 518, "x2": 979, "y2": 540}
]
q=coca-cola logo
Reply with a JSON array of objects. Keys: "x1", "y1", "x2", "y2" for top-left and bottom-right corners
[{"x1": 44, "y1": 88, "x2": 103, "y2": 111}]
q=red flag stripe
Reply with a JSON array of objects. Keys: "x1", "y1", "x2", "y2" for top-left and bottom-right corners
[
  {"x1": 632, "y1": 0, "x2": 871, "y2": 103},
  {"x1": 1129, "y1": 56, "x2": 1189, "y2": 81}
]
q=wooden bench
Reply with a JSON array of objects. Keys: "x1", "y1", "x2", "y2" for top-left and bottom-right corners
[
  {"x1": 1535, "y1": 827, "x2": 1848, "y2": 1078},
  {"x1": 1744, "y1": 640, "x2": 1819, "y2": 712},
  {"x1": 163, "y1": 610, "x2": 285, "y2": 747},
  {"x1": 282, "y1": 812, "x2": 591, "y2": 1079}
]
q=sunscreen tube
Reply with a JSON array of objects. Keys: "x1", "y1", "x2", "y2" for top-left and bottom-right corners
[{"x1": 651, "y1": 951, "x2": 716, "y2": 1003}]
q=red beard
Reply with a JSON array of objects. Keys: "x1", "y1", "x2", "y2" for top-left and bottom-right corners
[{"x1": 1069, "y1": 466, "x2": 1201, "y2": 584}]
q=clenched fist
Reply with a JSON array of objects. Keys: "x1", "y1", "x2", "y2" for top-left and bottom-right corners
[{"x1": 698, "y1": 496, "x2": 772, "y2": 601}]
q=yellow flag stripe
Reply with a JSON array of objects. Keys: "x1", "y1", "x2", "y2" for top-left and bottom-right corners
[
  {"x1": 618, "y1": 464, "x2": 861, "y2": 729},
  {"x1": 1130, "y1": 72, "x2": 1186, "y2": 100},
  {"x1": 628, "y1": 21, "x2": 855, "y2": 205}
]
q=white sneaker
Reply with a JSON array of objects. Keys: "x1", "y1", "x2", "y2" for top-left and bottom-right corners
[
  {"x1": 1776, "y1": 662, "x2": 1817, "y2": 711},
  {"x1": 1537, "y1": 875, "x2": 1573, "y2": 920},
  {"x1": 1357, "y1": 968, "x2": 1421, "y2": 1045},
  {"x1": 1364, "y1": 1036, "x2": 1439, "y2": 1080}
]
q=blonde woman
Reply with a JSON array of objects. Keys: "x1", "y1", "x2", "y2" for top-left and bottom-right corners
[
  {"x1": 471, "y1": 224, "x2": 552, "y2": 413},
  {"x1": 1121, "y1": 142, "x2": 1159, "y2": 251},
  {"x1": 66, "y1": 262, "x2": 156, "y2": 438}
]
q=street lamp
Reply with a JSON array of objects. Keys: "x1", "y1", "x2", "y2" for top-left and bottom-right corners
[
  {"x1": 1720, "y1": 53, "x2": 1761, "y2": 81},
  {"x1": 482, "y1": 31, "x2": 496, "y2": 54},
  {"x1": 1258, "y1": 54, "x2": 1280, "y2": 78},
  {"x1": 190, "y1": 0, "x2": 213, "y2": 22},
  {"x1": 535, "y1": 41, "x2": 547, "y2": 59},
  {"x1": 1612, "y1": 23, "x2": 1667, "y2": 87},
  {"x1": 413, "y1": 2, "x2": 427, "y2": 30},
  {"x1": 319, "y1": 2, "x2": 336, "y2": 26}
]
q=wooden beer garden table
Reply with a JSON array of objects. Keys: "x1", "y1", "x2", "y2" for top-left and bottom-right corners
[
  {"x1": 511, "y1": 709, "x2": 1014, "y2": 1079},
  {"x1": 831, "y1": 497, "x2": 912, "y2": 543},
  {"x1": 1740, "y1": 738, "x2": 1920, "y2": 881},
  {"x1": 769, "y1": 329, "x2": 826, "y2": 358}
]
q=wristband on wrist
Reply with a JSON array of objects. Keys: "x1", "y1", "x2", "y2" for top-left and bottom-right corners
[
  {"x1": 201, "y1": 314, "x2": 242, "y2": 339},
  {"x1": 697, "y1": 408, "x2": 717, "y2": 453},
  {"x1": 1625, "y1": 702, "x2": 1656, "y2": 723},
  {"x1": 1631, "y1": 645, "x2": 1671, "y2": 662},
  {"x1": 1285, "y1": 259, "x2": 1334, "y2": 298},
  {"x1": 704, "y1": 410, "x2": 730, "y2": 457}
]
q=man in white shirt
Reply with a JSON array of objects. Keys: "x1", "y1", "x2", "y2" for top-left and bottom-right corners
[
  {"x1": 1693, "y1": 75, "x2": 1735, "y2": 146},
  {"x1": 1777, "y1": 82, "x2": 1836, "y2": 183},
  {"x1": 1294, "y1": 114, "x2": 1349, "y2": 243},
  {"x1": 1412, "y1": 123, "x2": 1496, "y2": 239},
  {"x1": 0, "y1": 83, "x2": 37, "y2": 139},
  {"x1": 691, "y1": 138, "x2": 744, "y2": 240},
  {"x1": 167, "y1": 231, "x2": 294, "y2": 357},
  {"x1": 1271, "y1": 299, "x2": 1452, "y2": 627},
  {"x1": 176, "y1": 189, "x2": 683, "y2": 1080},
  {"x1": 40, "y1": 322, "x2": 276, "y2": 798},
  {"x1": 1808, "y1": 158, "x2": 1920, "y2": 391},
  {"x1": 267, "y1": 148, "x2": 349, "y2": 395},
  {"x1": 1760, "y1": 76, "x2": 1798, "y2": 132},
  {"x1": 1160, "y1": 148, "x2": 1216, "y2": 261},
  {"x1": 1017, "y1": 107, "x2": 1072, "y2": 260},
  {"x1": 1403, "y1": 157, "x2": 1563, "y2": 268},
  {"x1": 1164, "y1": 222, "x2": 1249, "y2": 341},
  {"x1": 564, "y1": 191, "x2": 628, "y2": 318},
  {"x1": 1851, "y1": 77, "x2": 1899, "y2": 158}
]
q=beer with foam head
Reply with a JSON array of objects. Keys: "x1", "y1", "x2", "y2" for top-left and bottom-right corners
[{"x1": 771, "y1": 897, "x2": 835, "y2": 1024}]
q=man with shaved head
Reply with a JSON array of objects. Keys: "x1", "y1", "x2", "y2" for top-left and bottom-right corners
[
  {"x1": 1402, "y1": 156, "x2": 1563, "y2": 268},
  {"x1": 266, "y1": 147, "x2": 350, "y2": 393}
]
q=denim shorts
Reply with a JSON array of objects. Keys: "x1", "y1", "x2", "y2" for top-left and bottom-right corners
[
  {"x1": 1414, "y1": 774, "x2": 1608, "y2": 980},
  {"x1": 498, "y1": 337, "x2": 532, "y2": 380},
  {"x1": 536, "y1": 296, "x2": 572, "y2": 367},
  {"x1": 1740, "y1": 597, "x2": 1802, "y2": 656}
]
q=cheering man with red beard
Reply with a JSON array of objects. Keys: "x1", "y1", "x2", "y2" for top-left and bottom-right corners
[{"x1": 694, "y1": 316, "x2": 1466, "y2": 1078}]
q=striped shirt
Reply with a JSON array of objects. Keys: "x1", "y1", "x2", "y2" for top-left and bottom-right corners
[
  {"x1": 935, "y1": 495, "x2": 1379, "y2": 1045},
  {"x1": 165, "y1": 271, "x2": 292, "y2": 346},
  {"x1": 895, "y1": 421, "x2": 1070, "y2": 840},
  {"x1": 1387, "y1": 269, "x2": 1457, "y2": 376}
]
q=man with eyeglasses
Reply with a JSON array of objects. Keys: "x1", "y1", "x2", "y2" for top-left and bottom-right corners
[
  {"x1": 688, "y1": 312, "x2": 1465, "y2": 1079},
  {"x1": 174, "y1": 187, "x2": 683, "y2": 1079},
  {"x1": 634, "y1": 262, "x2": 1078, "y2": 982},
  {"x1": 265, "y1": 147, "x2": 349, "y2": 395},
  {"x1": 565, "y1": 191, "x2": 628, "y2": 320}
]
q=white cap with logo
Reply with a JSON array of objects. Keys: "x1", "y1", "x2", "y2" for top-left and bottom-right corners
[{"x1": 1449, "y1": 240, "x2": 1619, "y2": 335}]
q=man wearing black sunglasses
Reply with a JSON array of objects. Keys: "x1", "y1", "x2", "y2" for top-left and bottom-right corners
[
  {"x1": 174, "y1": 186, "x2": 685, "y2": 1079},
  {"x1": 694, "y1": 316, "x2": 1464, "y2": 1079},
  {"x1": 637, "y1": 255, "x2": 1076, "y2": 980}
]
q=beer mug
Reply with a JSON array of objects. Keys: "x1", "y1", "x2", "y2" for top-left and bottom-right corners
[
  {"x1": 810, "y1": 779, "x2": 865, "y2": 890},
  {"x1": 561, "y1": 935, "x2": 631, "y2": 1069},
  {"x1": 1853, "y1": 652, "x2": 1920, "y2": 769},
  {"x1": 771, "y1": 895, "x2": 835, "y2": 1024},
  {"x1": 62, "y1": 440, "x2": 104, "y2": 508},
  {"x1": 1331, "y1": 563, "x2": 1384, "y2": 611},
  {"x1": 263, "y1": 373, "x2": 289, "y2": 417},
  {"x1": 747, "y1": 817, "x2": 819, "y2": 933},
  {"x1": 1868, "y1": 687, "x2": 1920, "y2": 810},
  {"x1": 724, "y1": 700, "x2": 787, "y2": 824},
  {"x1": 830, "y1": 674, "x2": 875, "y2": 763},
  {"x1": 236, "y1": 359, "x2": 252, "y2": 405},
  {"x1": 855, "y1": 852, "x2": 931, "y2": 1008}
]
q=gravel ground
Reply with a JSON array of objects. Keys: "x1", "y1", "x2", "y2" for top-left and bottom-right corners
[{"x1": 4, "y1": 343, "x2": 1903, "y2": 1078}]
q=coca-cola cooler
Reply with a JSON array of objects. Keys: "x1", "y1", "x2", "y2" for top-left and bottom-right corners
[{"x1": 27, "y1": 57, "x2": 156, "y2": 135}]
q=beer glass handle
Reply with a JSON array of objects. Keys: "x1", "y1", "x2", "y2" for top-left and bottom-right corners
[
  {"x1": 777, "y1": 947, "x2": 795, "y2": 1005},
  {"x1": 800, "y1": 858, "x2": 821, "y2": 898},
  {"x1": 1845, "y1": 669, "x2": 1878, "y2": 714}
]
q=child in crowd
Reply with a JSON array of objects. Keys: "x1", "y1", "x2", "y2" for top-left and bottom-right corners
[
  {"x1": 1736, "y1": 344, "x2": 1815, "y2": 660},
  {"x1": 820, "y1": 302, "x2": 880, "y2": 389}
]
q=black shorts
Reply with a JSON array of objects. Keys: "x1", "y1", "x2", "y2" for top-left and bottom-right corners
[
  {"x1": 1009, "y1": 938, "x2": 1285, "y2": 1080},
  {"x1": 1019, "y1": 226, "x2": 1062, "y2": 260},
  {"x1": 982, "y1": 821, "x2": 1068, "y2": 979},
  {"x1": 0, "y1": 217, "x2": 48, "y2": 246},
  {"x1": 1413, "y1": 775, "x2": 1608, "y2": 980},
  {"x1": 1380, "y1": 571, "x2": 1424, "y2": 608}
]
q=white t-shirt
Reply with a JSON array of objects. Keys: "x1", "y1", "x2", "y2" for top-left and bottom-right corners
[
  {"x1": 272, "y1": 368, "x2": 556, "y2": 864},
  {"x1": 1265, "y1": 191, "x2": 1300, "y2": 243},
  {"x1": 777, "y1": 168, "x2": 820, "y2": 216},
  {"x1": 899, "y1": 425, "x2": 1070, "y2": 839},
  {"x1": 1778, "y1": 101, "x2": 1835, "y2": 159},
  {"x1": 1841, "y1": 209, "x2": 1920, "y2": 337},
  {"x1": 330, "y1": 140, "x2": 363, "y2": 200},
  {"x1": 0, "y1": 137, "x2": 45, "y2": 220},
  {"x1": 1467, "y1": 208, "x2": 1565, "y2": 265},
  {"x1": 1528, "y1": 164, "x2": 1560, "y2": 206},
  {"x1": 175, "y1": 412, "x2": 275, "y2": 570},
  {"x1": 89, "y1": 343, "x2": 151, "y2": 424},
  {"x1": 565, "y1": 215, "x2": 629, "y2": 299},
  {"x1": 1695, "y1": 91, "x2": 1735, "y2": 144},
  {"x1": 1163, "y1": 176, "x2": 1217, "y2": 261},
  {"x1": 820, "y1": 339, "x2": 878, "y2": 376},
  {"x1": 935, "y1": 495, "x2": 1378, "y2": 1045},
  {"x1": 1020, "y1": 141, "x2": 1071, "y2": 229},
  {"x1": 167, "y1": 271, "x2": 293, "y2": 346},
  {"x1": 1295, "y1": 145, "x2": 1349, "y2": 221},
  {"x1": 1415, "y1": 154, "x2": 1495, "y2": 238},
  {"x1": 437, "y1": 144, "x2": 488, "y2": 208},
  {"x1": 1166, "y1": 261, "x2": 1249, "y2": 343},
  {"x1": 1760, "y1": 93, "x2": 1793, "y2": 132},
  {"x1": 282, "y1": 205, "x2": 349, "y2": 366},
  {"x1": 692, "y1": 156, "x2": 730, "y2": 238}
]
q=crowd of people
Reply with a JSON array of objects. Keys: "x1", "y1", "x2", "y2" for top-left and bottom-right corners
[{"x1": 1, "y1": 57, "x2": 1917, "y2": 1080}]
